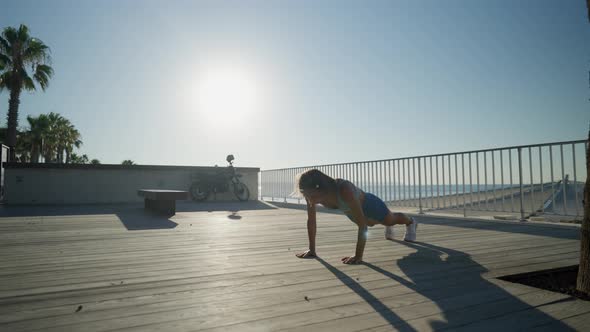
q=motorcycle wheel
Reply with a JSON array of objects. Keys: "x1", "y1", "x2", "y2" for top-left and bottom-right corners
[
  {"x1": 190, "y1": 182, "x2": 210, "y2": 201},
  {"x1": 233, "y1": 182, "x2": 250, "y2": 201}
]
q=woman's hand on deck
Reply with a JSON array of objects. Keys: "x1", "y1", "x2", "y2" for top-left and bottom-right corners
[{"x1": 296, "y1": 250, "x2": 317, "y2": 259}]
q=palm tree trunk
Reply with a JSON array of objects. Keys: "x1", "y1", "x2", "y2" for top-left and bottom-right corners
[
  {"x1": 6, "y1": 86, "x2": 21, "y2": 161},
  {"x1": 43, "y1": 150, "x2": 51, "y2": 163},
  {"x1": 31, "y1": 144, "x2": 38, "y2": 163},
  {"x1": 577, "y1": 130, "x2": 590, "y2": 295},
  {"x1": 43, "y1": 144, "x2": 55, "y2": 163}
]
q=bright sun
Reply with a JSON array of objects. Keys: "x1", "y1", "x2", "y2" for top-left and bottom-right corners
[{"x1": 195, "y1": 68, "x2": 259, "y2": 122}]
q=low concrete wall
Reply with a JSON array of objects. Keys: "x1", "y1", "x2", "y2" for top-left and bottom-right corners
[{"x1": 3, "y1": 163, "x2": 259, "y2": 205}]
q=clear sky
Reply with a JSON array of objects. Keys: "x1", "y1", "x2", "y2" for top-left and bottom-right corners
[{"x1": 1, "y1": 0, "x2": 589, "y2": 170}]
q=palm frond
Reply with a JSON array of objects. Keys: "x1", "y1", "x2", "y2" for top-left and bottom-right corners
[
  {"x1": 33, "y1": 67, "x2": 50, "y2": 91},
  {"x1": 1, "y1": 27, "x2": 18, "y2": 45},
  {"x1": 0, "y1": 71, "x2": 12, "y2": 92},
  {"x1": 0, "y1": 25, "x2": 53, "y2": 95},
  {"x1": 47, "y1": 112, "x2": 62, "y2": 122},
  {"x1": 0, "y1": 35, "x2": 9, "y2": 53},
  {"x1": 0, "y1": 53, "x2": 11, "y2": 68},
  {"x1": 23, "y1": 75, "x2": 35, "y2": 91},
  {"x1": 26, "y1": 115, "x2": 36, "y2": 128},
  {"x1": 36, "y1": 63, "x2": 53, "y2": 76},
  {"x1": 23, "y1": 39, "x2": 51, "y2": 64},
  {"x1": 27, "y1": 114, "x2": 50, "y2": 154},
  {"x1": 19, "y1": 68, "x2": 36, "y2": 91},
  {"x1": 17, "y1": 24, "x2": 30, "y2": 44}
]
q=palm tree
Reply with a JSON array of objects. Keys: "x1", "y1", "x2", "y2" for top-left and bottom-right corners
[
  {"x1": 17, "y1": 112, "x2": 83, "y2": 163},
  {"x1": 121, "y1": 160, "x2": 135, "y2": 165},
  {"x1": 0, "y1": 126, "x2": 41, "y2": 163},
  {"x1": 25, "y1": 114, "x2": 49, "y2": 163},
  {"x1": 70, "y1": 153, "x2": 88, "y2": 164},
  {"x1": 42, "y1": 112, "x2": 58, "y2": 162},
  {"x1": 63, "y1": 125, "x2": 82, "y2": 164},
  {"x1": 54, "y1": 116, "x2": 70, "y2": 163},
  {"x1": 41, "y1": 112, "x2": 63, "y2": 163},
  {"x1": 0, "y1": 25, "x2": 53, "y2": 161},
  {"x1": 15, "y1": 127, "x2": 32, "y2": 162}
]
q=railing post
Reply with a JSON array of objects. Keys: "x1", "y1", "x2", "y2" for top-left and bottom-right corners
[
  {"x1": 518, "y1": 147, "x2": 525, "y2": 221},
  {"x1": 509, "y1": 150, "x2": 514, "y2": 212},
  {"x1": 297, "y1": 167, "x2": 301, "y2": 203},
  {"x1": 500, "y1": 150, "x2": 505, "y2": 212},
  {"x1": 462, "y1": 153, "x2": 467, "y2": 218},
  {"x1": 413, "y1": 158, "x2": 417, "y2": 208},
  {"x1": 418, "y1": 157, "x2": 423, "y2": 214},
  {"x1": 560, "y1": 144, "x2": 567, "y2": 216},
  {"x1": 550, "y1": 146, "x2": 555, "y2": 213},
  {"x1": 539, "y1": 146, "x2": 543, "y2": 213},
  {"x1": 529, "y1": 147, "x2": 534, "y2": 214},
  {"x1": 284, "y1": 170, "x2": 287, "y2": 203},
  {"x1": 572, "y1": 143, "x2": 579, "y2": 217}
]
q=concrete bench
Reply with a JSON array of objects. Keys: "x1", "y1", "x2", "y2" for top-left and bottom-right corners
[{"x1": 137, "y1": 189, "x2": 189, "y2": 216}]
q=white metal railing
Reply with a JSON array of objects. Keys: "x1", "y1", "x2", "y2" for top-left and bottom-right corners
[{"x1": 259, "y1": 139, "x2": 588, "y2": 220}]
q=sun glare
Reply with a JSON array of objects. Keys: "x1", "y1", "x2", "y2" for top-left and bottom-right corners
[{"x1": 195, "y1": 67, "x2": 259, "y2": 123}]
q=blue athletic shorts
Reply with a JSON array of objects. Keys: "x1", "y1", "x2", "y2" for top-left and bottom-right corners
[{"x1": 346, "y1": 193, "x2": 389, "y2": 224}]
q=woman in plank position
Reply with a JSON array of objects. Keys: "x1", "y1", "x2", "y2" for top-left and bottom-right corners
[{"x1": 294, "y1": 169, "x2": 417, "y2": 264}]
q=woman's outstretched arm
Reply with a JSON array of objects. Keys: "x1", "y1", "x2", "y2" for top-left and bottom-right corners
[
  {"x1": 340, "y1": 184, "x2": 368, "y2": 264},
  {"x1": 296, "y1": 197, "x2": 317, "y2": 258}
]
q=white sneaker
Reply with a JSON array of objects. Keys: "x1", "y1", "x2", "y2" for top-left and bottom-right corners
[
  {"x1": 403, "y1": 217, "x2": 417, "y2": 242},
  {"x1": 385, "y1": 225, "x2": 395, "y2": 240}
]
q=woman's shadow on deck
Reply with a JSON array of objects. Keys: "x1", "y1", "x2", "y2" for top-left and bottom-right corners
[
  {"x1": 319, "y1": 240, "x2": 575, "y2": 331},
  {"x1": 365, "y1": 240, "x2": 575, "y2": 331}
]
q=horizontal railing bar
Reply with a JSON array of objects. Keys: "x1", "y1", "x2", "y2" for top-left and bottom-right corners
[{"x1": 261, "y1": 139, "x2": 587, "y2": 172}]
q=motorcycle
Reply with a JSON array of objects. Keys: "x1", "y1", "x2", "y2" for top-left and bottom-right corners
[{"x1": 189, "y1": 154, "x2": 250, "y2": 201}]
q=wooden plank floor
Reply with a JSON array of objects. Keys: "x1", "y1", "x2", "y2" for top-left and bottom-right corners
[{"x1": 0, "y1": 201, "x2": 588, "y2": 332}]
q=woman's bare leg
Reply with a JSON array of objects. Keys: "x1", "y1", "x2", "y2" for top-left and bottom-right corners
[
  {"x1": 382, "y1": 211, "x2": 413, "y2": 226},
  {"x1": 383, "y1": 211, "x2": 417, "y2": 241}
]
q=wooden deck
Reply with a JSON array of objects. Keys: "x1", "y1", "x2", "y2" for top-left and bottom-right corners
[{"x1": 0, "y1": 201, "x2": 588, "y2": 331}]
